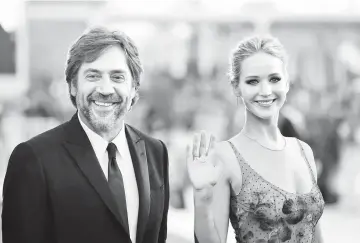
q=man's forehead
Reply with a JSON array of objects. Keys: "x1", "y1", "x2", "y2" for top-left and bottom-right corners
[{"x1": 80, "y1": 46, "x2": 131, "y2": 73}]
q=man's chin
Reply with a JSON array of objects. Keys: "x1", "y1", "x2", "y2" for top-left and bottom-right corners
[
  {"x1": 79, "y1": 105, "x2": 126, "y2": 130},
  {"x1": 87, "y1": 113, "x2": 123, "y2": 132},
  {"x1": 91, "y1": 120, "x2": 114, "y2": 133}
]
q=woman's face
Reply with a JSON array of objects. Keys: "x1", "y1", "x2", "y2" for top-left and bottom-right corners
[{"x1": 236, "y1": 52, "x2": 289, "y2": 120}]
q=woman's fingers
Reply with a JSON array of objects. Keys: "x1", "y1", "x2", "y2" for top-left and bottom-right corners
[
  {"x1": 186, "y1": 145, "x2": 192, "y2": 165},
  {"x1": 199, "y1": 131, "x2": 207, "y2": 157},
  {"x1": 206, "y1": 134, "x2": 216, "y2": 156},
  {"x1": 192, "y1": 133, "x2": 200, "y2": 159}
]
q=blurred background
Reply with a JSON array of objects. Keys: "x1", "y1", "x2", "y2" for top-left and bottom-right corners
[{"x1": 0, "y1": 0, "x2": 360, "y2": 242}]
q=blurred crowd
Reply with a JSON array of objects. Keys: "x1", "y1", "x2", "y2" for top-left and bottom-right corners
[
  {"x1": 1, "y1": 19, "x2": 360, "y2": 205},
  {"x1": 1, "y1": 1, "x2": 360, "y2": 242}
]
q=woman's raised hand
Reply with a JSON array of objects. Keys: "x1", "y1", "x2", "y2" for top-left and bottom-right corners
[{"x1": 187, "y1": 131, "x2": 223, "y2": 199}]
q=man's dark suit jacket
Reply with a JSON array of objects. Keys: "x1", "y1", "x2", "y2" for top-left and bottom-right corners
[{"x1": 2, "y1": 114, "x2": 169, "y2": 243}]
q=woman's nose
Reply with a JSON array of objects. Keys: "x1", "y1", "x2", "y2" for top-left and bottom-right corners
[{"x1": 259, "y1": 81, "x2": 272, "y2": 96}]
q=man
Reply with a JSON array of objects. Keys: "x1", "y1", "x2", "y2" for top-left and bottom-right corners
[{"x1": 2, "y1": 27, "x2": 169, "y2": 243}]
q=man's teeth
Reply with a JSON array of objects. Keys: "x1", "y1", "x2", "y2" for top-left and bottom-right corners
[{"x1": 94, "y1": 101, "x2": 113, "y2": 107}]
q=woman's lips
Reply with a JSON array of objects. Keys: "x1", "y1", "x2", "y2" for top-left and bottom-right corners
[{"x1": 254, "y1": 99, "x2": 276, "y2": 107}]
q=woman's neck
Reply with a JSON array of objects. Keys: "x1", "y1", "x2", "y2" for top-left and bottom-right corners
[{"x1": 239, "y1": 110, "x2": 286, "y2": 150}]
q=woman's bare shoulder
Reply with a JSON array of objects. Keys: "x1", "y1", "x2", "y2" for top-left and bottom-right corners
[
  {"x1": 214, "y1": 140, "x2": 238, "y2": 164},
  {"x1": 290, "y1": 138, "x2": 318, "y2": 181},
  {"x1": 213, "y1": 140, "x2": 243, "y2": 190}
]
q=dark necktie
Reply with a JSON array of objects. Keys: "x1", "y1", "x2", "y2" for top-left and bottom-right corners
[{"x1": 107, "y1": 142, "x2": 129, "y2": 231}]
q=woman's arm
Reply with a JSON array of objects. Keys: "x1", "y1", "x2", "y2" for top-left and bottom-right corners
[
  {"x1": 299, "y1": 140, "x2": 325, "y2": 243},
  {"x1": 315, "y1": 223, "x2": 324, "y2": 243},
  {"x1": 188, "y1": 133, "x2": 232, "y2": 243},
  {"x1": 194, "y1": 168, "x2": 230, "y2": 243}
]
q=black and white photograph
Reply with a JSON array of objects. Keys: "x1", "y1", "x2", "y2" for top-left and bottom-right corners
[{"x1": 0, "y1": 1, "x2": 360, "y2": 243}]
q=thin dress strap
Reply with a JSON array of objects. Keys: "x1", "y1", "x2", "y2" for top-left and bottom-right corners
[
  {"x1": 227, "y1": 140, "x2": 247, "y2": 169},
  {"x1": 227, "y1": 140, "x2": 251, "y2": 196},
  {"x1": 295, "y1": 138, "x2": 317, "y2": 185}
]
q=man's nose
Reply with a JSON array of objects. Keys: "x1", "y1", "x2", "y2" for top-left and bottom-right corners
[{"x1": 96, "y1": 76, "x2": 115, "y2": 95}]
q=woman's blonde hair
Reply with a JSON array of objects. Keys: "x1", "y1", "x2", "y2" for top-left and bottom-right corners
[{"x1": 228, "y1": 35, "x2": 288, "y2": 89}]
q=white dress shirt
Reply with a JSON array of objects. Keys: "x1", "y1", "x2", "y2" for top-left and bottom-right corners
[{"x1": 78, "y1": 114, "x2": 139, "y2": 243}]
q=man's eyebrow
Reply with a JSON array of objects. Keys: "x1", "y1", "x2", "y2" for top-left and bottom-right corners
[
  {"x1": 83, "y1": 68, "x2": 101, "y2": 74},
  {"x1": 109, "y1": 69, "x2": 127, "y2": 74},
  {"x1": 83, "y1": 69, "x2": 128, "y2": 75}
]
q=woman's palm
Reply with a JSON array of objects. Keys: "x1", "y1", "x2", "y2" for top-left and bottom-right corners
[{"x1": 187, "y1": 132, "x2": 223, "y2": 191}]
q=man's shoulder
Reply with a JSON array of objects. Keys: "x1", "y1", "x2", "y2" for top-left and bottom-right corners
[
  {"x1": 126, "y1": 124, "x2": 164, "y2": 148},
  {"x1": 9, "y1": 121, "x2": 69, "y2": 160},
  {"x1": 26, "y1": 121, "x2": 69, "y2": 150}
]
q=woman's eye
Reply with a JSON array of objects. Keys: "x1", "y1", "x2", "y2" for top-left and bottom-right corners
[
  {"x1": 246, "y1": 79, "x2": 258, "y2": 85},
  {"x1": 270, "y1": 77, "x2": 281, "y2": 83}
]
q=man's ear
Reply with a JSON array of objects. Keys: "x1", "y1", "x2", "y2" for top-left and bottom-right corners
[
  {"x1": 128, "y1": 91, "x2": 139, "y2": 112},
  {"x1": 70, "y1": 81, "x2": 77, "y2": 96},
  {"x1": 131, "y1": 93, "x2": 139, "y2": 106}
]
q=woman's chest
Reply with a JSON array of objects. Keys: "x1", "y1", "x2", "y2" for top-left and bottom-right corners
[{"x1": 238, "y1": 149, "x2": 314, "y2": 194}]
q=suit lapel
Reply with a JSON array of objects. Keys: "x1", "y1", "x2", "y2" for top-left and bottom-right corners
[
  {"x1": 125, "y1": 125, "x2": 150, "y2": 243},
  {"x1": 62, "y1": 114, "x2": 129, "y2": 235}
]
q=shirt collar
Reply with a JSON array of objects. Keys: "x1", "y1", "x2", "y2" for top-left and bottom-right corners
[
  {"x1": 111, "y1": 122, "x2": 128, "y2": 156},
  {"x1": 77, "y1": 112, "x2": 126, "y2": 156}
]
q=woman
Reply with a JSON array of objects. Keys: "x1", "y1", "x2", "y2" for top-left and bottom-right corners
[{"x1": 187, "y1": 36, "x2": 324, "y2": 243}]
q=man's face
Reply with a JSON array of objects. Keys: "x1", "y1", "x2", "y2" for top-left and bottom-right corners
[{"x1": 71, "y1": 45, "x2": 136, "y2": 134}]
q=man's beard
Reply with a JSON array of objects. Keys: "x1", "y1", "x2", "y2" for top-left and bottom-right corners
[{"x1": 78, "y1": 94, "x2": 129, "y2": 133}]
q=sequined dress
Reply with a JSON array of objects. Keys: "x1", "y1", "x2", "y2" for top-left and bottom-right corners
[{"x1": 228, "y1": 140, "x2": 325, "y2": 243}]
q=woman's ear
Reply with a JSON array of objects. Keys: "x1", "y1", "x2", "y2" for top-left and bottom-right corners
[
  {"x1": 233, "y1": 85, "x2": 241, "y2": 98},
  {"x1": 284, "y1": 69, "x2": 290, "y2": 93},
  {"x1": 286, "y1": 80, "x2": 290, "y2": 93},
  {"x1": 285, "y1": 75, "x2": 290, "y2": 93}
]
